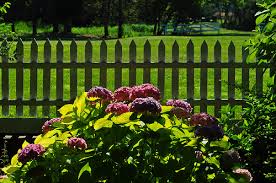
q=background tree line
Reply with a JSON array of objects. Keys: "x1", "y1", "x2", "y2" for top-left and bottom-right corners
[{"x1": 0, "y1": 0, "x2": 271, "y2": 38}]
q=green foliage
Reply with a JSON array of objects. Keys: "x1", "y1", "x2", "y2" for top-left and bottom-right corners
[{"x1": 1, "y1": 86, "x2": 249, "y2": 183}]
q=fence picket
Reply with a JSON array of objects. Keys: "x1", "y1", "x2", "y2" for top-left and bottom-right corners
[
  {"x1": 30, "y1": 38, "x2": 38, "y2": 116},
  {"x1": 242, "y1": 47, "x2": 249, "y2": 106},
  {"x1": 187, "y1": 40, "x2": 194, "y2": 107},
  {"x1": 228, "y1": 41, "x2": 235, "y2": 107},
  {"x1": 129, "y1": 40, "x2": 136, "y2": 86},
  {"x1": 172, "y1": 41, "x2": 179, "y2": 99},
  {"x1": 85, "y1": 40, "x2": 92, "y2": 91},
  {"x1": 1, "y1": 39, "x2": 9, "y2": 116},
  {"x1": 158, "y1": 40, "x2": 165, "y2": 98},
  {"x1": 16, "y1": 39, "x2": 24, "y2": 116},
  {"x1": 70, "y1": 40, "x2": 77, "y2": 101},
  {"x1": 115, "y1": 40, "x2": 122, "y2": 89},
  {"x1": 43, "y1": 39, "x2": 51, "y2": 116},
  {"x1": 56, "y1": 40, "x2": 63, "y2": 115},
  {"x1": 100, "y1": 41, "x2": 107, "y2": 87},
  {"x1": 200, "y1": 41, "x2": 208, "y2": 112},
  {"x1": 214, "y1": 41, "x2": 221, "y2": 117},
  {"x1": 143, "y1": 40, "x2": 151, "y2": 83}
]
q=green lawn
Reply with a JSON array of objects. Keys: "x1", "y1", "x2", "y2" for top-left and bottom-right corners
[{"x1": 1, "y1": 35, "x2": 272, "y2": 117}]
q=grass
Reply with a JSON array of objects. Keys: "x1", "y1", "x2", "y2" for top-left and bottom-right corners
[{"x1": 1, "y1": 35, "x2": 273, "y2": 118}]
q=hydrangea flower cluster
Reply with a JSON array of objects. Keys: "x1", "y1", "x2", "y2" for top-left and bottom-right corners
[
  {"x1": 67, "y1": 137, "x2": 87, "y2": 150},
  {"x1": 190, "y1": 113, "x2": 217, "y2": 126},
  {"x1": 166, "y1": 99, "x2": 192, "y2": 118},
  {"x1": 194, "y1": 125, "x2": 224, "y2": 140},
  {"x1": 87, "y1": 86, "x2": 113, "y2": 103},
  {"x1": 42, "y1": 118, "x2": 62, "y2": 133},
  {"x1": 195, "y1": 151, "x2": 203, "y2": 161},
  {"x1": 113, "y1": 87, "x2": 132, "y2": 102},
  {"x1": 233, "y1": 168, "x2": 253, "y2": 182},
  {"x1": 130, "y1": 97, "x2": 162, "y2": 114},
  {"x1": 129, "y1": 83, "x2": 161, "y2": 101},
  {"x1": 105, "y1": 102, "x2": 129, "y2": 115},
  {"x1": 18, "y1": 144, "x2": 45, "y2": 164}
]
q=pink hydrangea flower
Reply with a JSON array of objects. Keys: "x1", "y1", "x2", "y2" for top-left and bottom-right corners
[
  {"x1": 190, "y1": 113, "x2": 217, "y2": 126},
  {"x1": 18, "y1": 144, "x2": 45, "y2": 163},
  {"x1": 129, "y1": 83, "x2": 160, "y2": 101},
  {"x1": 233, "y1": 168, "x2": 253, "y2": 182},
  {"x1": 0, "y1": 175, "x2": 8, "y2": 179},
  {"x1": 130, "y1": 97, "x2": 162, "y2": 114},
  {"x1": 67, "y1": 137, "x2": 87, "y2": 150},
  {"x1": 87, "y1": 86, "x2": 113, "y2": 103},
  {"x1": 166, "y1": 99, "x2": 192, "y2": 118},
  {"x1": 42, "y1": 118, "x2": 62, "y2": 133},
  {"x1": 105, "y1": 103, "x2": 130, "y2": 115},
  {"x1": 114, "y1": 87, "x2": 132, "y2": 102}
]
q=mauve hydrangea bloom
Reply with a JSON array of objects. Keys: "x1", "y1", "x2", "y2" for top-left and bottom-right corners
[
  {"x1": 233, "y1": 168, "x2": 253, "y2": 182},
  {"x1": 105, "y1": 103, "x2": 129, "y2": 115},
  {"x1": 87, "y1": 86, "x2": 113, "y2": 103},
  {"x1": 190, "y1": 113, "x2": 217, "y2": 126},
  {"x1": 18, "y1": 144, "x2": 45, "y2": 163},
  {"x1": 194, "y1": 125, "x2": 224, "y2": 140},
  {"x1": 42, "y1": 118, "x2": 62, "y2": 133},
  {"x1": 0, "y1": 175, "x2": 8, "y2": 179},
  {"x1": 67, "y1": 137, "x2": 87, "y2": 150},
  {"x1": 130, "y1": 83, "x2": 161, "y2": 101},
  {"x1": 166, "y1": 99, "x2": 192, "y2": 118},
  {"x1": 195, "y1": 151, "x2": 203, "y2": 161},
  {"x1": 114, "y1": 87, "x2": 132, "y2": 102},
  {"x1": 130, "y1": 97, "x2": 162, "y2": 114}
]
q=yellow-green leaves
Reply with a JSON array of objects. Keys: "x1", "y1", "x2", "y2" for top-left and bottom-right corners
[
  {"x1": 59, "y1": 104, "x2": 74, "y2": 116},
  {"x1": 94, "y1": 118, "x2": 113, "y2": 131},
  {"x1": 161, "y1": 106, "x2": 173, "y2": 113},
  {"x1": 78, "y1": 162, "x2": 91, "y2": 180},
  {"x1": 111, "y1": 112, "x2": 133, "y2": 124},
  {"x1": 147, "y1": 122, "x2": 163, "y2": 132}
]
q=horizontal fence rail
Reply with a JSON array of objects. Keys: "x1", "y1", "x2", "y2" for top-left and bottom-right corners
[{"x1": 0, "y1": 38, "x2": 272, "y2": 134}]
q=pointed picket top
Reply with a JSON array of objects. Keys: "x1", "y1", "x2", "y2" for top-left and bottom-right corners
[
  {"x1": 172, "y1": 40, "x2": 179, "y2": 63},
  {"x1": 187, "y1": 39, "x2": 194, "y2": 62},
  {"x1": 56, "y1": 39, "x2": 63, "y2": 63},
  {"x1": 16, "y1": 38, "x2": 24, "y2": 63},
  {"x1": 31, "y1": 38, "x2": 38, "y2": 63},
  {"x1": 70, "y1": 39, "x2": 77, "y2": 63},
  {"x1": 129, "y1": 40, "x2": 136, "y2": 63},
  {"x1": 100, "y1": 40, "x2": 107, "y2": 63},
  {"x1": 214, "y1": 40, "x2": 221, "y2": 63},
  {"x1": 158, "y1": 40, "x2": 165, "y2": 63},
  {"x1": 201, "y1": 40, "x2": 208, "y2": 63},
  {"x1": 242, "y1": 46, "x2": 249, "y2": 63},
  {"x1": 115, "y1": 40, "x2": 122, "y2": 63},
  {"x1": 144, "y1": 40, "x2": 151, "y2": 63},
  {"x1": 44, "y1": 38, "x2": 51, "y2": 63},
  {"x1": 85, "y1": 39, "x2": 92, "y2": 63},
  {"x1": 228, "y1": 41, "x2": 235, "y2": 63}
]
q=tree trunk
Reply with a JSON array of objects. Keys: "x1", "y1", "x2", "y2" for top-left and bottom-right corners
[
  {"x1": 64, "y1": 20, "x2": 72, "y2": 34},
  {"x1": 53, "y1": 23, "x2": 59, "y2": 34},
  {"x1": 103, "y1": 0, "x2": 111, "y2": 38},
  {"x1": 118, "y1": 0, "x2": 123, "y2": 38}
]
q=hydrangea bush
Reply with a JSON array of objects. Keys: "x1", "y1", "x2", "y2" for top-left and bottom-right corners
[{"x1": 1, "y1": 84, "x2": 252, "y2": 183}]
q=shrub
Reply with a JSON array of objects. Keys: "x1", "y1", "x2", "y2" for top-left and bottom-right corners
[{"x1": 1, "y1": 84, "x2": 252, "y2": 183}]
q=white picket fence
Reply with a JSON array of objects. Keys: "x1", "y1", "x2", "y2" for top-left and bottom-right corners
[{"x1": 0, "y1": 38, "x2": 270, "y2": 133}]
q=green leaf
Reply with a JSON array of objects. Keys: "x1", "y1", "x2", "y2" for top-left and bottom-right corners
[
  {"x1": 78, "y1": 162, "x2": 91, "y2": 180},
  {"x1": 112, "y1": 112, "x2": 133, "y2": 124},
  {"x1": 2, "y1": 165, "x2": 20, "y2": 174},
  {"x1": 162, "y1": 114, "x2": 172, "y2": 128},
  {"x1": 147, "y1": 122, "x2": 163, "y2": 132},
  {"x1": 74, "y1": 92, "x2": 87, "y2": 116},
  {"x1": 210, "y1": 136, "x2": 230, "y2": 149},
  {"x1": 59, "y1": 104, "x2": 74, "y2": 116},
  {"x1": 161, "y1": 106, "x2": 173, "y2": 113},
  {"x1": 22, "y1": 140, "x2": 29, "y2": 149},
  {"x1": 11, "y1": 154, "x2": 18, "y2": 166},
  {"x1": 94, "y1": 118, "x2": 113, "y2": 131},
  {"x1": 256, "y1": 13, "x2": 269, "y2": 25}
]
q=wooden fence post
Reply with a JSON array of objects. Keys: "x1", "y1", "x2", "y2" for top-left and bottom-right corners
[
  {"x1": 214, "y1": 41, "x2": 222, "y2": 117},
  {"x1": 172, "y1": 41, "x2": 179, "y2": 99},
  {"x1": 228, "y1": 41, "x2": 235, "y2": 108},
  {"x1": 56, "y1": 40, "x2": 63, "y2": 115},
  {"x1": 158, "y1": 40, "x2": 165, "y2": 99},
  {"x1": 200, "y1": 41, "x2": 208, "y2": 112},
  {"x1": 100, "y1": 40, "x2": 107, "y2": 87},
  {"x1": 30, "y1": 38, "x2": 38, "y2": 116},
  {"x1": 16, "y1": 39, "x2": 24, "y2": 116},
  {"x1": 115, "y1": 40, "x2": 122, "y2": 89},
  {"x1": 129, "y1": 40, "x2": 136, "y2": 86},
  {"x1": 70, "y1": 39, "x2": 77, "y2": 101},
  {"x1": 1, "y1": 39, "x2": 9, "y2": 116},
  {"x1": 43, "y1": 38, "x2": 51, "y2": 116},
  {"x1": 242, "y1": 47, "x2": 249, "y2": 108},
  {"x1": 143, "y1": 40, "x2": 151, "y2": 83},
  {"x1": 187, "y1": 40, "x2": 194, "y2": 108},
  {"x1": 85, "y1": 39, "x2": 92, "y2": 91}
]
